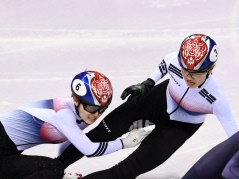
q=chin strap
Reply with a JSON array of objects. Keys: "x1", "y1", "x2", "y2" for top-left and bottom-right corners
[
  {"x1": 75, "y1": 104, "x2": 85, "y2": 124},
  {"x1": 198, "y1": 72, "x2": 210, "y2": 88},
  {"x1": 74, "y1": 103, "x2": 80, "y2": 116},
  {"x1": 76, "y1": 119, "x2": 84, "y2": 124}
]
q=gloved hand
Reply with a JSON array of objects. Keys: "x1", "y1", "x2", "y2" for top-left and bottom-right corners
[
  {"x1": 121, "y1": 129, "x2": 152, "y2": 149},
  {"x1": 121, "y1": 78, "x2": 155, "y2": 102}
]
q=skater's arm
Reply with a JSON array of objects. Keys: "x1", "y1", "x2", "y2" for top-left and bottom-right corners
[
  {"x1": 121, "y1": 52, "x2": 177, "y2": 101},
  {"x1": 213, "y1": 98, "x2": 238, "y2": 137},
  {"x1": 56, "y1": 109, "x2": 150, "y2": 157}
]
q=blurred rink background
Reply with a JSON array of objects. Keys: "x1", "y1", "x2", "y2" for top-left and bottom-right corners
[{"x1": 0, "y1": 0, "x2": 239, "y2": 178}]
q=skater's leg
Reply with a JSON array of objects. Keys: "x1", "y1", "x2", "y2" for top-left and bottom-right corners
[
  {"x1": 87, "y1": 79, "x2": 170, "y2": 143},
  {"x1": 222, "y1": 151, "x2": 239, "y2": 179},
  {"x1": 0, "y1": 154, "x2": 64, "y2": 179},
  {"x1": 83, "y1": 121, "x2": 201, "y2": 179},
  {"x1": 0, "y1": 121, "x2": 64, "y2": 179},
  {"x1": 57, "y1": 143, "x2": 84, "y2": 168},
  {"x1": 183, "y1": 131, "x2": 239, "y2": 179},
  {"x1": 87, "y1": 101, "x2": 142, "y2": 142}
]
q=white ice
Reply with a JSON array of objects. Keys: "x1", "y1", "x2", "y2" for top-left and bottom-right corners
[{"x1": 0, "y1": 0, "x2": 239, "y2": 178}]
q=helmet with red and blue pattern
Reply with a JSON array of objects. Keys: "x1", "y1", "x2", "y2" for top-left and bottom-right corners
[
  {"x1": 71, "y1": 71, "x2": 113, "y2": 107},
  {"x1": 178, "y1": 34, "x2": 218, "y2": 71}
]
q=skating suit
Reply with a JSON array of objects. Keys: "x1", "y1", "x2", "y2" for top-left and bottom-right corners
[
  {"x1": 0, "y1": 98, "x2": 122, "y2": 157},
  {"x1": 149, "y1": 52, "x2": 238, "y2": 137}
]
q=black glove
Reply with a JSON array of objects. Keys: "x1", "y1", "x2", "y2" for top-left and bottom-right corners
[{"x1": 121, "y1": 78, "x2": 155, "y2": 102}]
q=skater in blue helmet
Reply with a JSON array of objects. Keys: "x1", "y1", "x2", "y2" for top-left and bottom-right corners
[
  {"x1": 78, "y1": 34, "x2": 238, "y2": 178},
  {"x1": 0, "y1": 71, "x2": 150, "y2": 179}
]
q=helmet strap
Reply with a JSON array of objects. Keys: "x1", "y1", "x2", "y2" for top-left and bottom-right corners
[
  {"x1": 198, "y1": 71, "x2": 210, "y2": 88},
  {"x1": 74, "y1": 103, "x2": 80, "y2": 116}
]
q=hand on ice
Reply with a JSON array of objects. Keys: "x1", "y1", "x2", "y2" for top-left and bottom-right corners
[
  {"x1": 63, "y1": 173, "x2": 82, "y2": 179},
  {"x1": 121, "y1": 129, "x2": 152, "y2": 149}
]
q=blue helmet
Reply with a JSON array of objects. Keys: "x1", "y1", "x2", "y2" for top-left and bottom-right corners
[
  {"x1": 71, "y1": 71, "x2": 113, "y2": 107},
  {"x1": 178, "y1": 34, "x2": 218, "y2": 71}
]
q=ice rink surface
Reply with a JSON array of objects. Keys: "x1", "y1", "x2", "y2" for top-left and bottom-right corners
[{"x1": 0, "y1": 0, "x2": 239, "y2": 178}]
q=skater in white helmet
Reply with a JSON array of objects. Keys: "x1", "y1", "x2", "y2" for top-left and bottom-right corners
[
  {"x1": 79, "y1": 34, "x2": 238, "y2": 178},
  {"x1": 0, "y1": 71, "x2": 150, "y2": 179}
]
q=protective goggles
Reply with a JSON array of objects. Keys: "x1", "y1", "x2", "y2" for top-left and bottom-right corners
[
  {"x1": 181, "y1": 68, "x2": 209, "y2": 78},
  {"x1": 81, "y1": 101, "x2": 108, "y2": 114}
]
